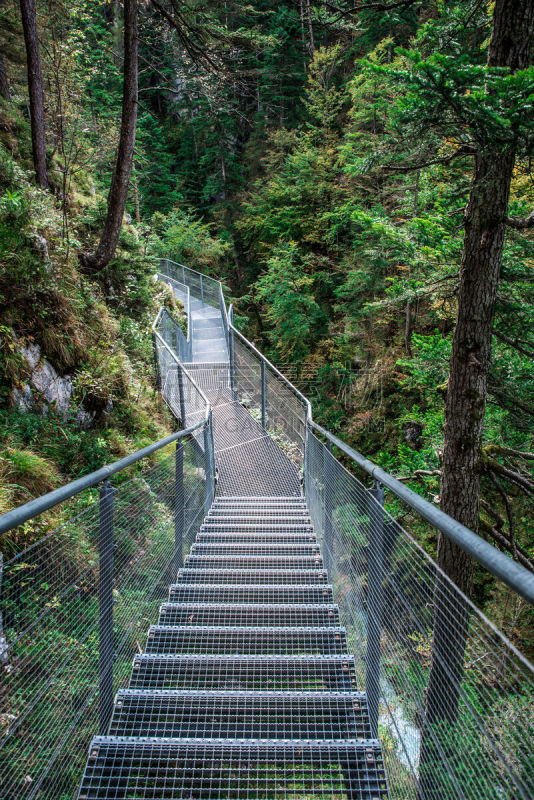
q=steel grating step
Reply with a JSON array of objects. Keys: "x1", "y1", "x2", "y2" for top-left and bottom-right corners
[
  {"x1": 144, "y1": 625, "x2": 349, "y2": 655},
  {"x1": 212, "y1": 496, "x2": 306, "y2": 502},
  {"x1": 184, "y1": 555, "x2": 324, "y2": 569},
  {"x1": 197, "y1": 531, "x2": 318, "y2": 543},
  {"x1": 158, "y1": 602, "x2": 340, "y2": 627},
  {"x1": 110, "y1": 689, "x2": 371, "y2": 739},
  {"x1": 206, "y1": 513, "x2": 312, "y2": 522},
  {"x1": 176, "y1": 568, "x2": 328, "y2": 584},
  {"x1": 129, "y1": 654, "x2": 358, "y2": 691},
  {"x1": 168, "y1": 583, "x2": 334, "y2": 604},
  {"x1": 205, "y1": 510, "x2": 311, "y2": 521},
  {"x1": 191, "y1": 543, "x2": 321, "y2": 556},
  {"x1": 200, "y1": 522, "x2": 314, "y2": 532},
  {"x1": 79, "y1": 737, "x2": 388, "y2": 800}
]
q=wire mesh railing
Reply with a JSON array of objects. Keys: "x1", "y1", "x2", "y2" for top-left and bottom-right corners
[
  {"x1": 305, "y1": 430, "x2": 534, "y2": 800},
  {"x1": 161, "y1": 257, "x2": 221, "y2": 309},
  {"x1": 1, "y1": 256, "x2": 533, "y2": 800},
  {"x1": 231, "y1": 327, "x2": 309, "y2": 466},
  {"x1": 0, "y1": 286, "x2": 217, "y2": 800},
  {"x1": 0, "y1": 429, "x2": 209, "y2": 800},
  {"x1": 158, "y1": 258, "x2": 534, "y2": 799},
  {"x1": 156, "y1": 277, "x2": 192, "y2": 362},
  {"x1": 159, "y1": 258, "x2": 310, "y2": 465}
]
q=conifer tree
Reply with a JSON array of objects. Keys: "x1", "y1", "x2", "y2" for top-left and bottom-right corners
[
  {"x1": 19, "y1": 0, "x2": 48, "y2": 187},
  {"x1": 79, "y1": 0, "x2": 138, "y2": 272}
]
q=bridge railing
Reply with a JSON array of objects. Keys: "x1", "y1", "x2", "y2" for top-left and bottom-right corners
[
  {"x1": 159, "y1": 258, "x2": 534, "y2": 800},
  {"x1": 160, "y1": 258, "x2": 312, "y2": 463},
  {"x1": 156, "y1": 274, "x2": 192, "y2": 362},
  {"x1": 1, "y1": 258, "x2": 532, "y2": 800},
  {"x1": 305, "y1": 428, "x2": 534, "y2": 800},
  {"x1": 0, "y1": 301, "x2": 216, "y2": 800}
]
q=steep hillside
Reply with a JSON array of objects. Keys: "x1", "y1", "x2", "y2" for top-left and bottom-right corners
[{"x1": 0, "y1": 104, "x2": 178, "y2": 553}]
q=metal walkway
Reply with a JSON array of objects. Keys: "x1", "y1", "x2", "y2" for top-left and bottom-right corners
[
  {"x1": 77, "y1": 277, "x2": 388, "y2": 798},
  {"x1": 79, "y1": 496, "x2": 387, "y2": 799},
  {"x1": 169, "y1": 279, "x2": 301, "y2": 496}
]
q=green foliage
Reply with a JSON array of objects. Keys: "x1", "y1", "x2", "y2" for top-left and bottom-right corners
[
  {"x1": 150, "y1": 207, "x2": 231, "y2": 274},
  {"x1": 255, "y1": 242, "x2": 327, "y2": 360}
]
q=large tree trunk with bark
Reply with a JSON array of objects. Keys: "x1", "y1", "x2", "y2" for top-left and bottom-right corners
[
  {"x1": 19, "y1": 0, "x2": 48, "y2": 188},
  {"x1": 79, "y1": 0, "x2": 138, "y2": 273},
  {"x1": 419, "y1": 2, "x2": 534, "y2": 797}
]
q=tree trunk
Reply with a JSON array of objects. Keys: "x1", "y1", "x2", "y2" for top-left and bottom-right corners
[
  {"x1": 79, "y1": 0, "x2": 138, "y2": 273},
  {"x1": 419, "y1": 2, "x2": 534, "y2": 796},
  {"x1": 0, "y1": 50, "x2": 10, "y2": 101},
  {"x1": 305, "y1": 0, "x2": 315, "y2": 54},
  {"x1": 19, "y1": 0, "x2": 48, "y2": 188}
]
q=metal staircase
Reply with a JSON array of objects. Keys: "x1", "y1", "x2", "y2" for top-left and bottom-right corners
[
  {"x1": 78, "y1": 496, "x2": 388, "y2": 799},
  {"x1": 2, "y1": 258, "x2": 533, "y2": 800}
]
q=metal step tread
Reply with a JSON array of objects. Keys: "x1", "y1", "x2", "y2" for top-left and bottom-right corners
[
  {"x1": 191, "y1": 543, "x2": 320, "y2": 555},
  {"x1": 196, "y1": 532, "x2": 318, "y2": 543},
  {"x1": 184, "y1": 555, "x2": 324, "y2": 568},
  {"x1": 145, "y1": 625, "x2": 349, "y2": 655},
  {"x1": 129, "y1": 652, "x2": 358, "y2": 691},
  {"x1": 176, "y1": 569, "x2": 328, "y2": 584},
  {"x1": 212, "y1": 496, "x2": 307, "y2": 502},
  {"x1": 158, "y1": 602, "x2": 340, "y2": 626},
  {"x1": 80, "y1": 737, "x2": 388, "y2": 800},
  {"x1": 109, "y1": 689, "x2": 371, "y2": 739},
  {"x1": 205, "y1": 514, "x2": 312, "y2": 521},
  {"x1": 206, "y1": 511, "x2": 309, "y2": 517},
  {"x1": 200, "y1": 522, "x2": 314, "y2": 530},
  {"x1": 168, "y1": 583, "x2": 334, "y2": 603}
]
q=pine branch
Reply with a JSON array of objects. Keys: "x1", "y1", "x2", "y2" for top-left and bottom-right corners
[
  {"x1": 320, "y1": 0, "x2": 420, "y2": 20},
  {"x1": 383, "y1": 145, "x2": 475, "y2": 173},
  {"x1": 505, "y1": 209, "x2": 534, "y2": 229},
  {"x1": 492, "y1": 329, "x2": 534, "y2": 358}
]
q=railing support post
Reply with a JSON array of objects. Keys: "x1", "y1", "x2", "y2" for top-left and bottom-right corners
[
  {"x1": 203, "y1": 413, "x2": 214, "y2": 513},
  {"x1": 175, "y1": 324, "x2": 181, "y2": 360},
  {"x1": 228, "y1": 308, "x2": 236, "y2": 400},
  {"x1": 98, "y1": 478, "x2": 114, "y2": 735},
  {"x1": 174, "y1": 441, "x2": 184, "y2": 575},
  {"x1": 152, "y1": 331, "x2": 161, "y2": 390},
  {"x1": 200, "y1": 274, "x2": 204, "y2": 303},
  {"x1": 177, "y1": 363, "x2": 186, "y2": 426},
  {"x1": 261, "y1": 360, "x2": 267, "y2": 430},
  {"x1": 323, "y1": 442, "x2": 333, "y2": 577},
  {"x1": 367, "y1": 480, "x2": 384, "y2": 738}
]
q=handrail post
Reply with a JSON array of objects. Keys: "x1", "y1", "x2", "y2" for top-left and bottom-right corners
[
  {"x1": 152, "y1": 331, "x2": 161, "y2": 390},
  {"x1": 323, "y1": 441, "x2": 333, "y2": 577},
  {"x1": 200, "y1": 273, "x2": 204, "y2": 303},
  {"x1": 261, "y1": 360, "x2": 267, "y2": 430},
  {"x1": 174, "y1": 441, "x2": 184, "y2": 575},
  {"x1": 367, "y1": 480, "x2": 384, "y2": 738},
  {"x1": 174, "y1": 320, "x2": 181, "y2": 360},
  {"x1": 303, "y1": 420, "x2": 310, "y2": 496},
  {"x1": 177, "y1": 363, "x2": 186, "y2": 426},
  {"x1": 203, "y1": 413, "x2": 214, "y2": 513},
  {"x1": 228, "y1": 308, "x2": 236, "y2": 399},
  {"x1": 98, "y1": 478, "x2": 114, "y2": 735}
]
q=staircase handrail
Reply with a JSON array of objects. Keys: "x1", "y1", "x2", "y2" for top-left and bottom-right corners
[
  {"x1": 0, "y1": 417, "x2": 205, "y2": 536},
  {"x1": 160, "y1": 258, "x2": 534, "y2": 606}
]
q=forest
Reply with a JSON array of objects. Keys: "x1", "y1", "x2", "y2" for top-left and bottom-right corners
[{"x1": 0, "y1": 0, "x2": 533, "y2": 658}]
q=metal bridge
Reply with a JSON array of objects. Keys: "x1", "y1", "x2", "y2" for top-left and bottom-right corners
[{"x1": 0, "y1": 260, "x2": 533, "y2": 800}]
